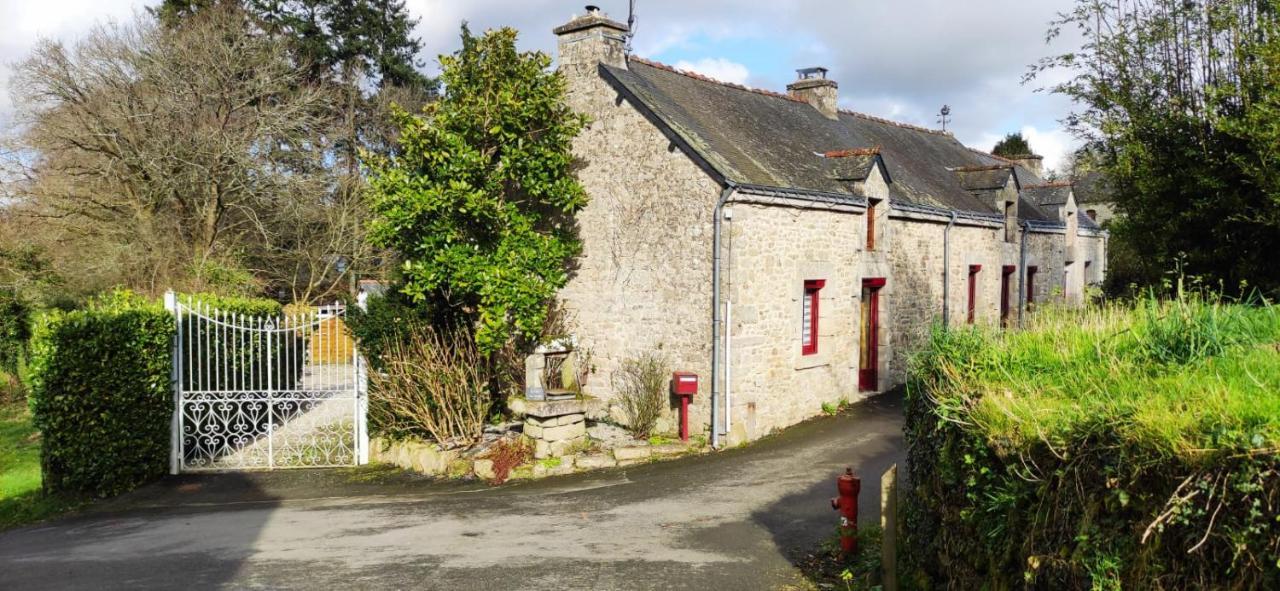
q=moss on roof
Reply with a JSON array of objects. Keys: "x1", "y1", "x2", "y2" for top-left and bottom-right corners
[{"x1": 602, "y1": 59, "x2": 1061, "y2": 218}]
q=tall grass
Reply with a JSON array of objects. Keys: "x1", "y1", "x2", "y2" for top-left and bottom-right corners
[
  {"x1": 917, "y1": 290, "x2": 1280, "y2": 461},
  {"x1": 904, "y1": 288, "x2": 1280, "y2": 588}
]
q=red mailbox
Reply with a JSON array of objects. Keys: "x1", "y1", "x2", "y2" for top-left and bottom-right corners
[
  {"x1": 672, "y1": 372, "x2": 697, "y2": 442},
  {"x1": 672, "y1": 372, "x2": 698, "y2": 396}
]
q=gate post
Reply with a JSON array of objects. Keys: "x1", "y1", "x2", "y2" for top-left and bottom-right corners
[
  {"x1": 355, "y1": 298, "x2": 369, "y2": 465},
  {"x1": 165, "y1": 291, "x2": 181, "y2": 475},
  {"x1": 266, "y1": 321, "x2": 275, "y2": 470}
]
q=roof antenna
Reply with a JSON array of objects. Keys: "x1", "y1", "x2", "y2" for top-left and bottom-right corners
[{"x1": 625, "y1": 0, "x2": 639, "y2": 55}]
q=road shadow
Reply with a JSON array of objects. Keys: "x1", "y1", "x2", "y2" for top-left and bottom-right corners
[
  {"x1": 747, "y1": 391, "x2": 908, "y2": 574},
  {"x1": 0, "y1": 472, "x2": 283, "y2": 591}
]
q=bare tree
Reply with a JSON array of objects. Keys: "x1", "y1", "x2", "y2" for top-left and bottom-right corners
[{"x1": 5, "y1": 5, "x2": 376, "y2": 302}]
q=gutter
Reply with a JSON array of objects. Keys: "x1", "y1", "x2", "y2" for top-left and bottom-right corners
[
  {"x1": 711, "y1": 181, "x2": 738, "y2": 449},
  {"x1": 942, "y1": 211, "x2": 957, "y2": 327}
]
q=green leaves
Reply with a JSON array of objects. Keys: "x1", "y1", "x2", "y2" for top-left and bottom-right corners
[
  {"x1": 28, "y1": 294, "x2": 174, "y2": 497},
  {"x1": 365, "y1": 26, "x2": 587, "y2": 352}
]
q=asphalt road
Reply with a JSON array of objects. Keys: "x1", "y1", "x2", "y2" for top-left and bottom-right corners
[{"x1": 0, "y1": 393, "x2": 905, "y2": 590}]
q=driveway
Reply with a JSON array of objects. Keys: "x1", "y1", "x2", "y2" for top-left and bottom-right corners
[{"x1": 0, "y1": 394, "x2": 905, "y2": 590}]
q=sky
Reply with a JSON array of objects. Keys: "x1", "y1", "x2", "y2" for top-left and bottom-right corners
[{"x1": 0, "y1": 0, "x2": 1086, "y2": 171}]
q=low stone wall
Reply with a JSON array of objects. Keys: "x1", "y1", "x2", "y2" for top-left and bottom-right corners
[{"x1": 368, "y1": 434, "x2": 705, "y2": 482}]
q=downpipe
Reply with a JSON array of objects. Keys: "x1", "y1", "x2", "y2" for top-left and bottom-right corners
[
  {"x1": 1018, "y1": 220, "x2": 1029, "y2": 329},
  {"x1": 711, "y1": 182, "x2": 738, "y2": 449},
  {"x1": 942, "y1": 211, "x2": 957, "y2": 328}
]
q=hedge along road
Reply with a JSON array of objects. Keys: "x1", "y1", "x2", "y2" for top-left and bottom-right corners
[{"x1": 0, "y1": 394, "x2": 905, "y2": 591}]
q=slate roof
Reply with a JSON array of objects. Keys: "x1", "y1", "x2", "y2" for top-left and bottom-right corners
[
  {"x1": 1022, "y1": 183, "x2": 1073, "y2": 206},
  {"x1": 1072, "y1": 171, "x2": 1113, "y2": 205},
  {"x1": 954, "y1": 166, "x2": 1017, "y2": 192},
  {"x1": 601, "y1": 58, "x2": 1066, "y2": 222}
]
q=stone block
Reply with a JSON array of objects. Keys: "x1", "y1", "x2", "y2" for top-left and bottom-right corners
[
  {"x1": 473, "y1": 459, "x2": 496, "y2": 481},
  {"x1": 410, "y1": 444, "x2": 443, "y2": 475},
  {"x1": 613, "y1": 446, "x2": 652, "y2": 462},
  {"x1": 509, "y1": 396, "x2": 604, "y2": 419},
  {"x1": 542, "y1": 421, "x2": 587, "y2": 442},
  {"x1": 556, "y1": 413, "x2": 585, "y2": 427},
  {"x1": 533, "y1": 438, "x2": 552, "y2": 460},
  {"x1": 448, "y1": 459, "x2": 473, "y2": 477},
  {"x1": 651, "y1": 443, "x2": 687, "y2": 457},
  {"x1": 524, "y1": 421, "x2": 544, "y2": 439},
  {"x1": 549, "y1": 437, "x2": 583, "y2": 457},
  {"x1": 576, "y1": 454, "x2": 617, "y2": 470}
]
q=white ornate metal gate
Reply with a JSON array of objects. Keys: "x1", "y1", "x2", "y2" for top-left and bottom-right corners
[{"x1": 165, "y1": 292, "x2": 368, "y2": 472}]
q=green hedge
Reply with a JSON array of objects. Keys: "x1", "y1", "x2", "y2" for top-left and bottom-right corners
[
  {"x1": 27, "y1": 290, "x2": 292, "y2": 496},
  {"x1": 28, "y1": 294, "x2": 174, "y2": 497}
]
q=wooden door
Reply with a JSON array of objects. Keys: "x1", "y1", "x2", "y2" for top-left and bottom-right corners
[{"x1": 859, "y1": 278, "x2": 885, "y2": 392}]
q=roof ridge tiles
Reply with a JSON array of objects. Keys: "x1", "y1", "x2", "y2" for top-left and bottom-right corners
[
  {"x1": 967, "y1": 147, "x2": 1020, "y2": 165},
  {"x1": 1024, "y1": 181, "x2": 1074, "y2": 189},
  {"x1": 836, "y1": 109, "x2": 950, "y2": 136},
  {"x1": 627, "y1": 56, "x2": 951, "y2": 135},
  {"x1": 627, "y1": 56, "x2": 807, "y2": 103}
]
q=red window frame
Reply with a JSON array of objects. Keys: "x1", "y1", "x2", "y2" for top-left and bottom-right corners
[
  {"x1": 866, "y1": 202, "x2": 877, "y2": 251},
  {"x1": 802, "y1": 279, "x2": 825, "y2": 355},
  {"x1": 967, "y1": 265, "x2": 981, "y2": 325},
  {"x1": 1001, "y1": 265, "x2": 1016, "y2": 327}
]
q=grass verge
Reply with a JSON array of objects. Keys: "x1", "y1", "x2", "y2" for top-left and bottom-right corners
[{"x1": 0, "y1": 400, "x2": 85, "y2": 530}]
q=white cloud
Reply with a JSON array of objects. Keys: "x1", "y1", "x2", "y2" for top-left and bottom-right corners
[
  {"x1": 1, "y1": 1, "x2": 1087, "y2": 162},
  {"x1": 672, "y1": 57, "x2": 750, "y2": 85}
]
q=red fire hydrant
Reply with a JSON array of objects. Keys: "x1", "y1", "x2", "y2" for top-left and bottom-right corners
[{"x1": 831, "y1": 467, "x2": 861, "y2": 556}]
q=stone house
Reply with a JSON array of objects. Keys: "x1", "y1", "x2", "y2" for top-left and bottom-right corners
[
  {"x1": 1071, "y1": 171, "x2": 1118, "y2": 226},
  {"x1": 551, "y1": 7, "x2": 1107, "y2": 445}
]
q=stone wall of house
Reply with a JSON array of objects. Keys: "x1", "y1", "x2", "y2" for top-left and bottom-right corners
[
  {"x1": 723, "y1": 201, "x2": 868, "y2": 440},
  {"x1": 555, "y1": 29, "x2": 722, "y2": 436},
  {"x1": 551, "y1": 15, "x2": 1109, "y2": 444}
]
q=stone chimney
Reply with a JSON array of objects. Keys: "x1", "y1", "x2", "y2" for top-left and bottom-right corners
[
  {"x1": 1011, "y1": 154, "x2": 1045, "y2": 177},
  {"x1": 554, "y1": 5, "x2": 629, "y2": 81},
  {"x1": 787, "y1": 67, "x2": 839, "y2": 120}
]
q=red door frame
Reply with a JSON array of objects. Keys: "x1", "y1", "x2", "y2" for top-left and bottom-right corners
[
  {"x1": 1001, "y1": 265, "x2": 1016, "y2": 327},
  {"x1": 859, "y1": 278, "x2": 886, "y2": 392},
  {"x1": 967, "y1": 265, "x2": 981, "y2": 325}
]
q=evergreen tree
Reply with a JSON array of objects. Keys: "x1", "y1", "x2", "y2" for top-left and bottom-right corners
[
  {"x1": 364, "y1": 26, "x2": 588, "y2": 352},
  {"x1": 991, "y1": 132, "x2": 1034, "y2": 158}
]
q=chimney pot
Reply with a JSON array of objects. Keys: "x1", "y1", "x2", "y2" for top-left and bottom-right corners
[
  {"x1": 586, "y1": 5, "x2": 600, "y2": 14},
  {"x1": 787, "y1": 67, "x2": 839, "y2": 120}
]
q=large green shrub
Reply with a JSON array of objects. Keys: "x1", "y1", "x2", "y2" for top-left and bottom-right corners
[
  {"x1": 902, "y1": 296, "x2": 1280, "y2": 589},
  {"x1": 0, "y1": 288, "x2": 31, "y2": 374},
  {"x1": 345, "y1": 290, "x2": 431, "y2": 371},
  {"x1": 28, "y1": 294, "x2": 174, "y2": 497}
]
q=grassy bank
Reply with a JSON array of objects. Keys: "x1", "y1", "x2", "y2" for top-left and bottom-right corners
[
  {"x1": 904, "y1": 290, "x2": 1280, "y2": 588},
  {"x1": 0, "y1": 400, "x2": 83, "y2": 529}
]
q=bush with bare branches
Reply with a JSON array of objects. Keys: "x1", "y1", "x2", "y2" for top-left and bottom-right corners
[
  {"x1": 367, "y1": 325, "x2": 493, "y2": 446},
  {"x1": 611, "y1": 352, "x2": 670, "y2": 439}
]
